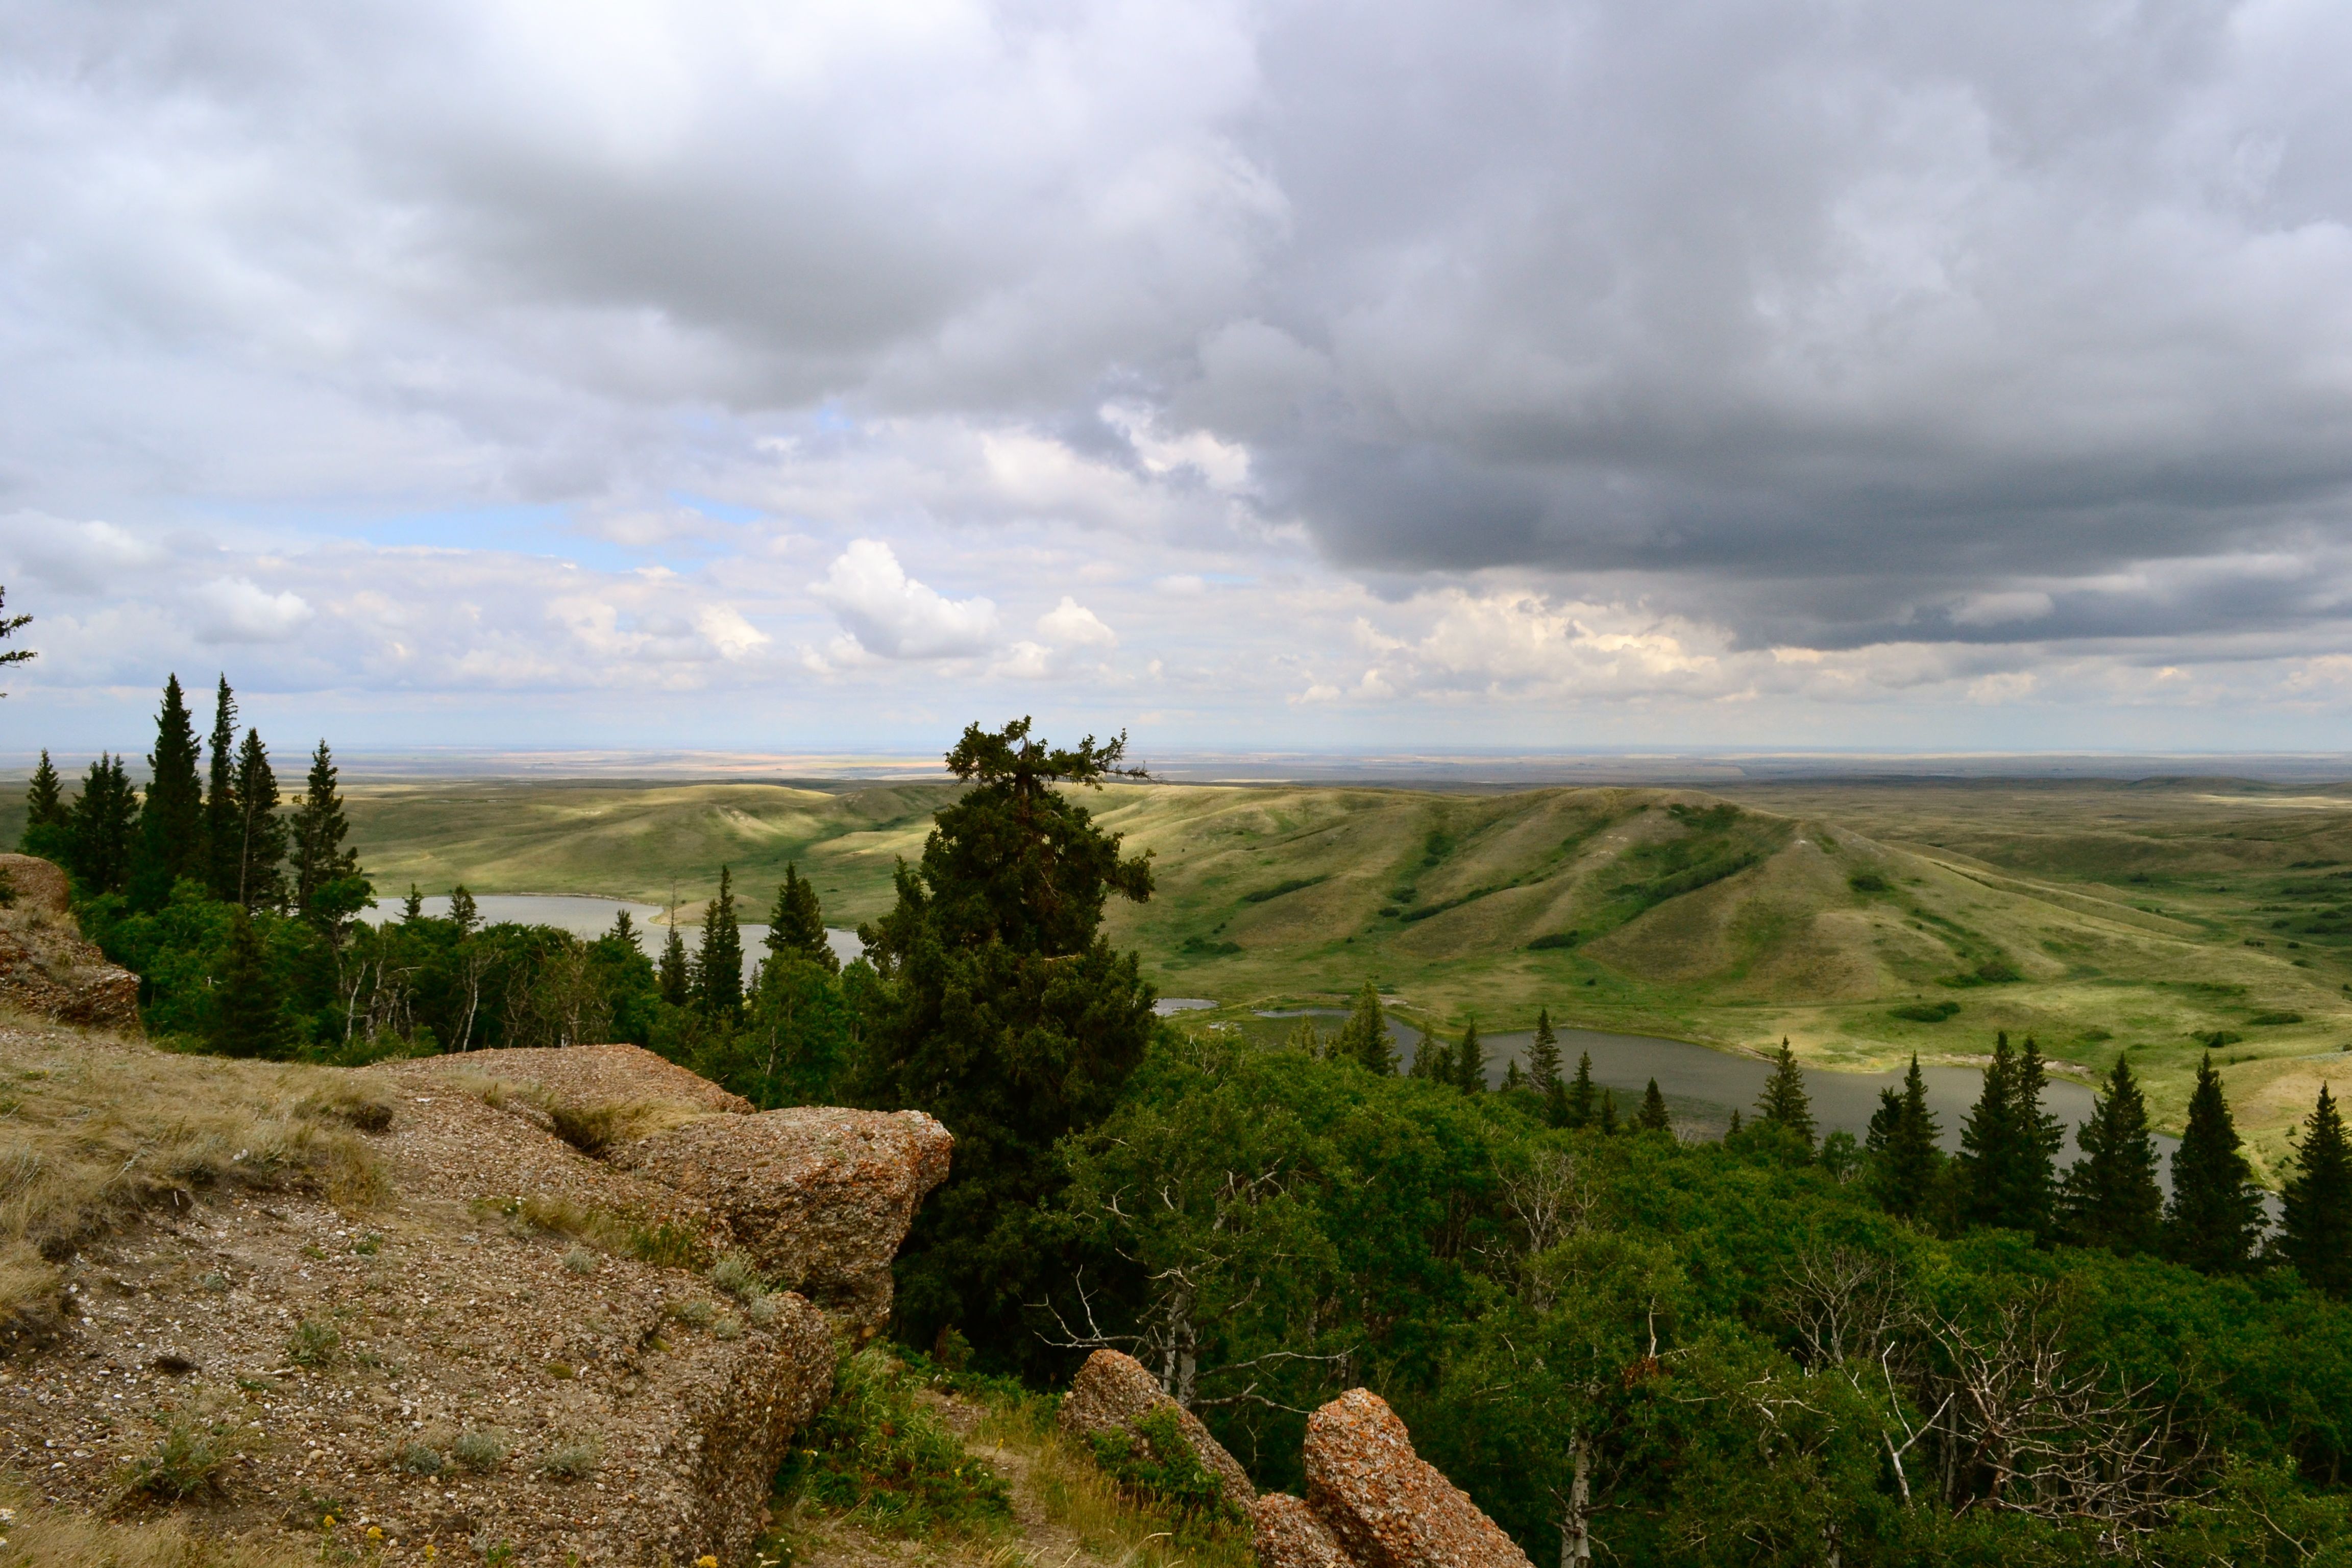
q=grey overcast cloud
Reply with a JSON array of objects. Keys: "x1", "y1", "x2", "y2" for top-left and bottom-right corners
[{"x1": 5, "y1": 0, "x2": 2352, "y2": 754}]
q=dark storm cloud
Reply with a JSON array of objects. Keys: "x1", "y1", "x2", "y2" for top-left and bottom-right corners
[{"x1": 6, "y1": 0, "x2": 2352, "y2": 664}]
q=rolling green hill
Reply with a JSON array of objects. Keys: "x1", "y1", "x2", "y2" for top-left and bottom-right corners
[{"x1": 305, "y1": 774, "x2": 2352, "y2": 1169}]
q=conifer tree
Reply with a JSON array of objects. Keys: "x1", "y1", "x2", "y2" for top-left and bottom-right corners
[
  {"x1": 1756, "y1": 1038, "x2": 1816, "y2": 1150},
  {"x1": 1726, "y1": 1109, "x2": 1743, "y2": 1136},
  {"x1": 764, "y1": 863, "x2": 838, "y2": 972},
  {"x1": 608, "y1": 908, "x2": 639, "y2": 950},
  {"x1": 1637, "y1": 1078, "x2": 1671, "y2": 1133},
  {"x1": 695, "y1": 865, "x2": 745, "y2": 1016},
  {"x1": 658, "y1": 922, "x2": 691, "y2": 1006},
  {"x1": 1865, "y1": 1055, "x2": 1944, "y2": 1224},
  {"x1": 231, "y1": 729, "x2": 287, "y2": 912},
  {"x1": 448, "y1": 885, "x2": 480, "y2": 935},
  {"x1": 1565, "y1": 1050, "x2": 1597, "y2": 1130},
  {"x1": 202, "y1": 676, "x2": 240, "y2": 901},
  {"x1": 1959, "y1": 1032, "x2": 2063, "y2": 1236},
  {"x1": 2281, "y1": 1083, "x2": 2351, "y2": 1298},
  {"x1": 401, "y1": 885, "x2": 425, "y2": 922},
  {"x1": 2166, "y1": 1053, "x2": 2265, "y2": 1273},
  {"x1": 19, "y1": 750, "x2": 67, "y2": 861},
  {"x1": 1527, "y1": 1008, "x2": 1562, "y2": 1094},
  {"x1": 130, "y1": 675, "x2": 205, "y2": 910},
  {"x1": 1417, "y1": 1033, "x2": 1455, "y2": 1084},
  {"x1": 290, "y1": 741, "x2": 364, "y2": 927},
  {"x1": 1456, "y1": 1019, "x2": 1486, "y2": 1094},
  {"x1": 2060, "y1": 1055, "x2": 2163, "y2": 1255},
  {"x1": 1597, "y1": 1089, "x2": 1619, "y2": 1134},
  {"x1": 66, "y1": 754, "x2": 137, "y2": 894},
  {"x1": 210, "y1": 908, "x2": 291, "y2": 1060},
  {"x1": 1502, "y1": 1059, "x2": 1526, "y2": 1091},
  {"x1": 0, "y1": 585, "x2": 31, "y2": 686},
  {"x1": 1336, "y1": 982, "x2": 1393, "y2": 1072}
]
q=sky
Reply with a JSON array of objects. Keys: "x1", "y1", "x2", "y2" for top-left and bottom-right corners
[{"x1": 6, "y1": 0, "x2": 2352, "y2": 759}]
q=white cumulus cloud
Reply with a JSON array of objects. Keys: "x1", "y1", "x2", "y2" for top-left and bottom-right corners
[
  {"x1": 811, "y1": 540, "x2": 999, "y2": 659},
  {"x1": 190, "y1": 577, "x2": 315, "y2": 643}
]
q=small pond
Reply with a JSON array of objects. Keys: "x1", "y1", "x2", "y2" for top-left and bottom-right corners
[{"x1": 359, "y1": 893, "x2": 863, "y2": 981}]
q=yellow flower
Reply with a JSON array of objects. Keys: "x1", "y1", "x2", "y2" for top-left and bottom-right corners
[
  {"x1": 697, "y1": 1556, "x2": 719, "y2": 1567},
  {"x1": 424, "y1": 1548, "x2": 438, "y2": 1561},
  {"x1": 323, "y1": 1515, "x2": 337, "y2": 1528},
  {"x1": 369, "y1": 1527, "x2": 384, "y2": 1540}
]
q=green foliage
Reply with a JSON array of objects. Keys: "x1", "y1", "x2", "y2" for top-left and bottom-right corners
[
  {"x1": 67, "y1": 753, "x2": 138, "y2": 895},
  {"x1": 2168, "y1": 1053, "x2": 2267, "y2": 1273},
  {"x1": 288, "y1": 1317, "x2": 339, "y2": 1366},
  {"x1": 130, "y1": 674, "x2": 205, "y2": 912},
  {"x1": 766, "y1": 862, "x2": 838, "y2": 973},
  {"x1": 1846, "y1": 869, "x2": 1891, "y2": 893},
  {"x1": 1755, "y1": 1038, "x2": 1815, "y2": 1150},
  {"x1": 122, "y1": 1418, "x2": 229, "y2": 1501},
  {"x1": 2281, "y1": 1084, "x2": 2352, "y2": 1298},
  {"x1": 1526, "y1": 1009, "x2": 1560, "y2": 1095},
  {"x1": 1333, "y1": 982, "x2": 1392, "y2": 1074},
  {"x1": 775, "y1": 1346, "x2": 1012, "y2": 1537},
  {"x1": 1865, "y1": 1056, "x2": 1944, "y2": 1224},
  {"x1": 210, "y1": 907, "x2": 293, "y2": 1060},
  {"x1": 2059, "y1": 1055, "x2": 2164, "y2": 1255},
  {"x1": 1455, "y1": 1019, "x2": 1485, "y2": 1094},
  {"x1": 1241, "y1": 876, "x2": 1324, "y2": 904},
  {"x1": 18, "y1": 749, "x2": 67, "y2": 863},
  {"x1": 1957, "y1": 1033, "x2": 2064, "y2": 1237},
  {"x1": 230, "y1": 727, "x2": 289, "y2": 912},
  {"x1": 0, "y1": 585, "x2": 31, "y2": 683},
  {"x1": 1086, "y1": 1407, "x2": 1242, "y2": 1522},
  {"x1": 290, "y1": 740, "x2": 368, "y2": 930},
  {"x1": 1525, "y1": 930, "x2": 1580, "y2": 949},
  {"x1": 694, "y1": 864, "x2": 745, "y2": 1015},
  {"x1": 1889, "y1": 999, "x2": 1960, "y2": 1022},
  {"x1": 1635, "y1": 1079, "x2": 1670, "y2": 1133}
]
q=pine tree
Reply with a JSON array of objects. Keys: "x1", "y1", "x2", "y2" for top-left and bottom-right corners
[
  {"x1": 448, "y1": 885, "x2": 480, "y2": 935},
  {"x1": 2281, "y1": 1083, "x2": 2352, "y2": 1298},
  {"x1": 658, "y1": 922, "x2": 691, "y2": 1006},
  {"x1": 130, "y1": 675, "x2": 205, "y2": 910},
  {"x1": 1959, "y1": 1032, "x2": 2063, "y2": 1237},
  {"x1": 0, "y1": 585, "x2": 31, "y2": 686},
  {"x1": 764, "y1": 863, "x2": 838, "y2": 972},
  {"x1": 1565, "y1": 1051, "x2": 1597, "y2": 1130},
  {"x1": 19, "y1": 750, "x2": 67, "y2": 861},
  {"x1": 289, "y1": 741, "x2": 364, "y2": 927},
  {"x1": 1527, "y1": 1007, "x2": 1562, "y2": 1095},
  {"x1": 231, "y1": 729, "x2": 287, "y2": 912},
  {"x1": 695, "y1": 865, "x2": 744, "y2": 1016},
  {"x1": 2166, "y1": 1053, "x2": 2265, "y2": 1273},
  {"x1": 202, "y1": 676, "x2": 240, "y2": 901},
  {"x1": 67, "y1": 754, "x2": 138, "y2": 894},
  {"x1": 1456, "y1": 1019, "x2": 1486, "y2": 1094},
  {"x1": 607, "y1": 908, "x2": 639, "y2": 950},
  {"x1": 1637, "y1": 1079, "x2": 1671, "y2": 1133},
  {"x1": 1866, "y1": 1055, "x2": 1944, "y2": 1224},
  {"x1": 210, "y1": 908, "x2": 291, "y2": 1060},
  {"x1": 2060, "y1": 1055, "x2": 2163, "y2": 1255},
  {"x1": 1597, "y1": 1089, "x2": 1619, "y2": 1134},
  {"x1": 1756, "y1": 1038, "x2": 1816, "y2": 1150},
  {"x1": 401, "y1": 886, "x2": 425, "y2": 922},
  {"x1": 1416, "y1": 1033, "x2": 1455, "y2": 1084},
  {"x1": 1502, "y1": 1059, "x2": 1527, "y2": 1091},
  {"x1": 1726, "y1": 1109, "x2": 1743, "y2": 1136},
  {"x1": 1336, "y1": 982, "x2": 1393, "y2": 1072}
]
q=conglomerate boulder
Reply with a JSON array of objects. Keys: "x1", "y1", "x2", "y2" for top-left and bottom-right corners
[
  {"x1": 0, "y1": 854, "x2": 139, "y2": 1028},
  {"x1": 1254, "y1": 1388, "x2": 1531, "y2": 1568},
  {"x1": 1057, "y1": 1348, "x2": 1257, "y2": 1508}
]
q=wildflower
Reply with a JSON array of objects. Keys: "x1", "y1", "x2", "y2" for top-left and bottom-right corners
[
  {"x1": 424, "y1": 1548, "x2": 437, "y2": 1561},
  {"x1": 324, "y1": 1515, "x2": 337, "y2": 1528},
  {"x1": 369, "y1": 1527, "x2": 385, "y2": 1540},
  {"x1": 697, "y1": 1557, "x2": 719, "y2": 1567}
]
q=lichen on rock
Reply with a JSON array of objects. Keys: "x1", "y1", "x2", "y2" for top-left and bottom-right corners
[{"x1": 1057, "y1": 1348, "x2": 1256, "y2": 1510}]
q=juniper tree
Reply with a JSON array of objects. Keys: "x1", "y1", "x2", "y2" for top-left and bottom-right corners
[
  {"x1": 1865, "y1": 1055, "x2": 1944, "y2": 1225},
  {"x1": 1527, "y1": 1008, "x2": 1562, "y2": 1095},
  {"x1": 2281, "y1": 1083, "x2": 2351, "y2": 1298},
  {"x1": 1637, "y1": 1078, "x2": 1671, "y2": 1133},
  {"x1": 210, "y1": 908, "x2": 291, "y2": 1060},
  {"x1": 67, "y1": 753, "x2": 137, "y2": 894},
  {"x1": 846, "y1": 718, "x2": 1157, "y2": 1354},
  {"x1": 1756, "y1": 1038, "x2": 1816, "y2": 1150},
  {"x1": 764, "y1": 863, "x2": 837, "y2": 972},
  {"x1": 203, "y1": 676, "x2": 240, "y2": 901},
  {"x1": 231, "y1": 729, "x2": 287, "y2": 912},
  {"x1": 2166, "y1": 1053, "x2": 2265, "y2": 1273},
  {"x1": 695, "y1": 866, "x2": 745, "y2": 1016},
  {"x1": 290, "y1": 741, "x2": 365, "y2": 928},
  {"x1": 1456, "y1": 1019, "x2": 1486, "y2": 1094},
  {"x1": 1335, "y1": 982, "x2": 1393, "y2": 1073},
  {"x1": 130, "y1": 675, "x2": 205, "y2": 910},
  {"x1": 19, "y1": 750, "x2": 67, "y2": 861},
  {"x1": 2059, "y1": 1055, "x2": 2164, "y2": 1256},
  {"x1": 1959, "y1": 1033, "x2": 2064, "y2": 1237},
  {"x1": 1564, "y1": 1051, "x2": 1597, "y2": 1130}
]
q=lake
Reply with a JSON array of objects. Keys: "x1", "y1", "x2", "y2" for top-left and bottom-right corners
[{"x1": 359, "y1": 893, "x2": 864, "y2": 980}]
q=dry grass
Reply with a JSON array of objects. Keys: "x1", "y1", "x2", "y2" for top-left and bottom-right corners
[
  {"x1": 449, "y1": 1073, "x2": 712, "y2": 1157},
  {"x1": 0, "y1": 1484, "x2": 310, "y2": 1568},
  {"x1": 968, "y1": 1401, "x2": 1255, "y2": 1568},
  {"x1": 0, "y1": 1011, "x2": 394, "y2": 1338}
]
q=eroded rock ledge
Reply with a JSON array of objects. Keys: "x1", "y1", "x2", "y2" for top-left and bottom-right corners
[{"x1": 1255, "y1": 1389, "x2": 1532, "y2": 1568}]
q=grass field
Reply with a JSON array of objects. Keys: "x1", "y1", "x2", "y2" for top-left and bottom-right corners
[{"x1": 9, "y1": 771, "x2": 2352, "y2": 1167}]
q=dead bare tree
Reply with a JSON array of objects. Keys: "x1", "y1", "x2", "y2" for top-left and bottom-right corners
[{"x1": 1498, "y1": 1148, "x2": 1600, "y2": 1310}]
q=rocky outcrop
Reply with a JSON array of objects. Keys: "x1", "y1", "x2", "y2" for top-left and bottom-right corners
[
  {"x1": 616, "y1": 1105, "x2": 952, "y2": 1331},
  {"x1": 1255, "y1": 1389, "x2": 1531, "y2": 1568},
  {"x1": 0, "y1": 854, "x2": 139, "y2": 1027},
  {"x1": 1060, "y1": 1348, "x2": 1256, "y2": 1509}
]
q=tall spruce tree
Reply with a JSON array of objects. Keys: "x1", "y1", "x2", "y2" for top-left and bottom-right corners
[
  {"x1": 210, "y1": 908, "x2": 291, "y2": 1059},
  {"x1": 19, "y1": 750, "x2": 67, "y2": 861},
  {"x1": 764, "y1": 863, "x2": 838, "y2": 972},
  {"x1": 203, "y1": 676, "x2": 240, "y2": 901},
  {"x1": 1597, "y1": 1089, "x2": 1619, "y2": 1134},
  {"x1": 1959, "y1": 1033, "x2": 2063, "y2": 1236},
  {"x1": 847, "y1": 718, "x2": 1156, "y2": 1355},
  {"x1": 129, "y1": 675, "x2": 205, "y2": 910},
  {"x1": 1527, "y1": 1008, "x2": 1562, "y2": 1094},
  {"x1": 1866, "y1": 1055, "x2": 1944, "y2": 1224},
  {"x1": 2281, "y1": 1083, "x2": 2352, "y2": 1298},
  {"x1": 2166, "y1": 1052, "x2": 2265, "y2": 1273},
  {"x1": 449, "y1": 885, "x2": 480, "y2": 935},
  {"x1": 696, "y1": 866, "x2": 745, "y2": 1016},
  {"x1": 1336, "y1": 982, "x2": 1393, "y2": 1073},
  {"x1": 1416, "y1": 1032, "x2": 1455, "y2": 1083},
  {"x1": 1637, "y1": 1079, "x2": 1672, "y2": 1133},
  {"x1": 290, "y1": 741, "x2": 364, "y2": 927},
  {"x1": 1756, "y1": 1038, "x2": 1817, "y2": 1150},
  {"x1": 658, "y1": 922, "x2": 691, "y2": 1006},
  {"x1": 231, "y1": 728, "x2": 287, "y2": 912},
  {"x1": 1564, "y1": 1050, "x2": 1597, "y2": 1130},
  {"x1": 67, "y1": 754, "x2": 137, "y2": 894},
  {"x1": 2060, "y1": 1054, "x2": 2164, "y2": 1255},
  {"x1": 1456, "y1": 1019, "x2": 1486, "y2": 1094}
]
